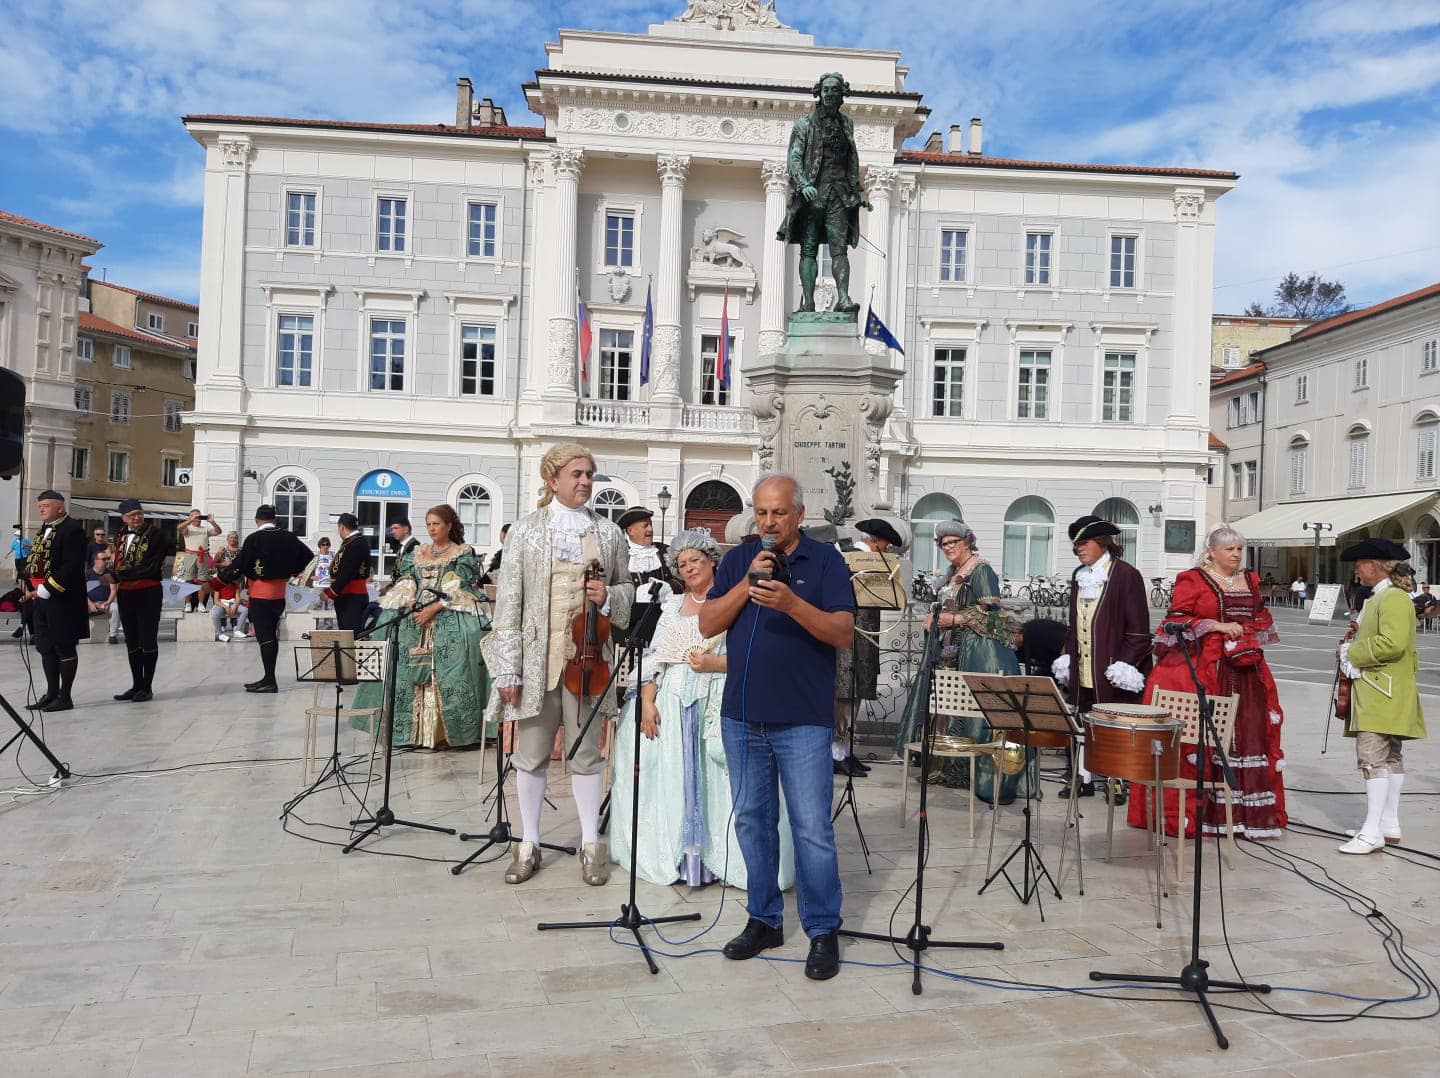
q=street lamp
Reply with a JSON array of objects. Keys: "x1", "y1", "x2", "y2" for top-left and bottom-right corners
[
  {"x1": 1302, "y1": 521, "x2": 1332, "y2": 591},
  {"x1": 657, "y1": 485, "x2": 672, "y2": 544}
]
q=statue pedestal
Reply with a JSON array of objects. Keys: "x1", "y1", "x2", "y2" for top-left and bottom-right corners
[{"x1": 743, "y1": 313, "x2": 902, "y2": 538}]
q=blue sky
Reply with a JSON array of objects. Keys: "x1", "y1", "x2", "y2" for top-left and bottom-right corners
[{"x1": 2, "y1": 0, "x2": 1437, "y2": 312}]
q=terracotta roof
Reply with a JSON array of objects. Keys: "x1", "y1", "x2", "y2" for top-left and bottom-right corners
[
  {"x1": 1268, "y1": 282, "x2": 1440, "y2": 348},
  {"x1": 184, "y1": 115, "x2": 548, "y2": 141},
  {"x1": 898, "y1": 150, "x2": 1237, "y2": 181},
  {"x1": 1210, "y1": 362, "x2": 1265, "y2": 389},
  {"x1": 93, "y1": 281, "x2": 199, "y2": 314},
  {"x1": 1209, "y1": 433, "x2": 1229, "y2": 451},
  {"x1": 78, "y1": 311, "x2": 195, "y2": 352},
  {"x1": 528, "y1": 68, "x2": 925, "y2": 102},
  {"x1": 0, "y1": 209, "x2": 101, "y2": 248}
]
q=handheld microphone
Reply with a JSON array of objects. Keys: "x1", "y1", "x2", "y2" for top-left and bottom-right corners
[
  {"x1": 1161, "y1": 620, "x2": 1192, "y2": 636},
  {"x1": 760, "y1": 535, "x2": 776, "y2": 554},
  {"x1": 758, "y1": 535, "x2": 791, "y2": 584}
]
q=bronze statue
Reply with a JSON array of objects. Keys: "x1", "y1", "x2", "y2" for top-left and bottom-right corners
[{"x1": 778, "y1": 72, "x2": 871, "y2": 314}]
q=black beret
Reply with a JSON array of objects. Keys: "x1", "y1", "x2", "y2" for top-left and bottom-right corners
[
  {"x1": 1339, "y1": 538, "x2": 1410, "y2": 562},
  {"x1": 118, "y1": 498, "x2": 143, "y2": 514},
  {"x1": 36, "y1": 489, "x2": 64, "y2": 502},
  {"x1": 616, "y1": 507, "x2": 654, "y2": 530},
  {"x1": 854, "y1": 517, "x2": 903, "y2": 547},
  {"x1": 1068, "y1": 515, "x2": 1122, "y2": 543},
  {"x1": 254, "y1": 504, "x2": 278, "y2": 522}
]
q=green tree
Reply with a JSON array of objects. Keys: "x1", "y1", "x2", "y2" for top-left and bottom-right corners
[{"x1": 1245, "y1": 273, "x2": 1351, "y2": 320}]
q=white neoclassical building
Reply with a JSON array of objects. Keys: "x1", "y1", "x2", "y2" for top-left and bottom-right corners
[{"x1": 183, "y1": 3, "x2": 1234, "y2": 581}]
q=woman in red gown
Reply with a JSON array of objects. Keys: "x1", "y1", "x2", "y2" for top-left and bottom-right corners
[{"x1": 1128, "y1": 526, "x2": 1287, "y2": 839}]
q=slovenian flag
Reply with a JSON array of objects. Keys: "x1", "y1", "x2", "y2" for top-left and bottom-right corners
[
  {"x1": 717, "y1": 289, "x2": 730, "y2": 388},
  {"x1": 639, "y1": 282, "x2": 654, "y2": 385},
  {"x1": 577, "y1": 288, "x2": 593, "y2": 381}
]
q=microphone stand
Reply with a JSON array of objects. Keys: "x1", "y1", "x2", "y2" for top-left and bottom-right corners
[
  {"x1": 1089, "y1": 628, "x2": 1270, "y2": 1048},
  {"x1": 345, "y1": 590, "x2": 458, "y2": 853},
  {"x1": 839, "y1": 602, "x2": 1004, "y2": 994}
]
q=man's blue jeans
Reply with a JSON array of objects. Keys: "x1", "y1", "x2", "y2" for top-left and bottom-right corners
[{"x1": 720, "y1": 718, "x2": 842, "y2": 938}]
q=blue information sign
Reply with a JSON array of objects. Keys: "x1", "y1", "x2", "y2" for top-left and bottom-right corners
[{"x1": 355, "y1": 470, "x2": 410, "y2": 499}]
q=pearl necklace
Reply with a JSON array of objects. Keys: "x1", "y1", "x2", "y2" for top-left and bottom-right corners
[
  {"x1": 686, "y1": 591, "x2": 709, "y2": 604},
  {"x1": 1208, "y1": 565, "x2": 1241, "y2": 588}
]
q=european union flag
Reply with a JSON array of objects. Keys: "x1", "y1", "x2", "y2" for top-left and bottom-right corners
[
  {"x1": 864, "y1": 305, "x2": 904, "y2": 355},
  {"x1": 639, "y1": 283, "x2": 654, "y2": 385}
]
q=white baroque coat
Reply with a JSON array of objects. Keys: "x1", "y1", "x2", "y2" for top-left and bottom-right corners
[{"x1": 481, "y1": 504, "x2": 634, "y2": 724}]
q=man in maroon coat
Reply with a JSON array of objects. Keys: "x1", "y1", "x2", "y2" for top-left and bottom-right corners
[{"x1": 1052, "y1": 515, "x2": 1153, "y2": 803}]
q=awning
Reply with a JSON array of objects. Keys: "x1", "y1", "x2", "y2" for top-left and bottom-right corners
[
  {"x1": 1231, "y1": 491, "x2": 1438, "y2": 548},
  {"x1": 68, "y1": 498, "x2": 191, "y2": 522}
]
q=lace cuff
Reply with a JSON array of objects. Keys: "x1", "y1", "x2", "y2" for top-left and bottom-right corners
[
  {"x1": 493, "y1": 673, "x2": 522, "y2": 690},
  {"x1": 1105, "y1": 660, "x2": 1146, "y2": 694},
  {"x1": 1051, "y1": 653, "x2": 1071, "y2": 686}
]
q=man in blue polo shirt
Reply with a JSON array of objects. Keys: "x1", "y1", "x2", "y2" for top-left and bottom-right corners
[{"x1": 700, "y1": 473, "x2": 855, "y2": 981}]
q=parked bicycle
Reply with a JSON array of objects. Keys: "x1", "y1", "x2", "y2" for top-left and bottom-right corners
[{"x1": 1149, "y1": 576, "x2": 1173, "y2": 609}]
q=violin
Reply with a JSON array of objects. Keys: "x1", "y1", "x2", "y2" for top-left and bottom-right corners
[
  {"x1": 1333, "y1": 619, "x2": 1360, "y2": 721},
  {"x1": 563, "y1": 559, "x2": 611, "y2": 699}
]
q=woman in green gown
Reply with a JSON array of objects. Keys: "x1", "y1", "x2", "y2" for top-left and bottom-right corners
[
  {"x1": 352, "y1": 505, "x2": 490, "y2": 748},
  {"x1": 893, "y1": 520, "x2": 1037, "y2": 803}
]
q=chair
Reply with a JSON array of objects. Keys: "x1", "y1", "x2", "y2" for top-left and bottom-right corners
[
  {"x1": 301, "y1": 640, "x2": 385, "y2": 788},
  {"x1": 1117, "y1": 690, "x2": 1240, "y2": 883},
  {"x1": 899, "y1": 669, "x2": 1000, "y2": 839}
]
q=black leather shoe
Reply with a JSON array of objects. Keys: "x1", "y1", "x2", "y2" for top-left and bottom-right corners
[
  {"x1": 129, "y1": 689, "x2": 153, "y2": 703},
  {"x1": 10, "y1": 626, "x2": 22, "y2": 639},
  {"x1": 113, "y1": 687, "x2": 138, "y2": 701},
  {"x1": 722, "y1": 918, "x2": 783, "y2": 960},
  {"x1": 40, "y1": 695, "x2": 73, "y2": 713},
  {"x1": 1060, "y1": 778, "x2": 1095, "y2": 799},
  {"x1": 1106, "y1": 779, "x2": 1128, "y2": 807},
  {"x1": 852, "y1": 758, "x2": 871, "y2": 775},
  {"x1": 245, "y1": 681, "x2": 278, "y2": 694},
  {"x1": 804, "y1": 933, "x2": 840, "y2": 980},
  {"x1": 27, "y1": 693, "x2": 56, "y2": 711}
]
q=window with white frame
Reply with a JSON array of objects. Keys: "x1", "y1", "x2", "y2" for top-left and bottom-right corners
[
  {"x1": 932, "y1": 346, "x2": 965, "y2": 417},
  {"x1": 1002, "y1": 496, "x2": 1054, "y2": 579},
  {"x1": 1295, "y1": 373, "x2": 1309, "y2": 402},
  {"x1": 598, "y1": 329, "x2": 633, "y2": 401},
  {"x1": 1419, "y1": 426, "x2": 1438, "y2": 481},
  {"x1": 466, "y1": 201, "x2": 498, "y2": 259},
  {"x1": 939, "y1": 228, "x2": 968, "y2": 283},
  {"x1": 1017, "y1": 349, "x2": 1050, "y2": 420},
  {"x1": 147, "y1": 312, "x2": 164, "y2": 332},
  {"x1": 113, "y1": 345, "x2": 132, "y2": 369},
  {"x1": 74, "y1": 385, "x2": 92, "y2": 417},
  {"x1": 163, "y1": 400, "x2": 183, "y2": 433},
  {"x1": 183, "y1": 358, "x2": 196, "y2": 381},
  {"x1": 162, "y1": 458, "x2": 183, "y2": 487},
  {"x1": 76, "y1": 337, "x2": 93, "y2": 362},
  {"x1": 1354, "y1": 355, "x2": 1370, "y2": 389},
  {"x1": 1024, "y1": 231, "x2": 1052, "y2": 286},
  {"x1": 107, "y1": 449, "x2": 129, "y2": 484},
  {"x1": 110, "y1": 390, "x2": 130, "y2": 424},
  {"x1": 70, "y1": 446, "x2": 89, "y2": 480},
  {"x1": 1290, "y1": 446, "x2": 1307, "y2": 494},
  {"x1": 1230, "y1": 463, "x2": 1243, "y2": 499},
  {"x1": 1244, "y1": 389, "x2": 1260, "y2": 425},
  {"x1": 818, "y1": 245, "x2": 833, "y2": 280},
  {"x1": 1424, "y1": 339, "x2": 1438, "y2": 374},
  {"x1": 699, "y1": 333, "x2": 734, "y2": 406},
  {"x1": 1349, "y1": 436, "x2": 1368, "y2": 488},
  {"x1": 1102, "y1": 351, "x2": 1136, "y2": 423},
  {"x1": 368, "y1": 318, "x2": 406, "y2": 391},
  {"x1": 1222, "y1": 346, "x2": 1242, "y2": 368},
  {"x1": 1226, "y1": 398, "x2": 1239, "y2": 428},
  {"x1": 274, "y1": 476, "x2": 309, "y2": 535},
  {"x1": 459, "y1": 324, "x2": 497, "y2": 397},
  {"x1": 1244, "y1": 460, "x2": 1258, "y2": 499},
  {"x1": 1109, "y1": 234, "x2": 1138, "y2": 289},
  {"x1": 455, "y1": 483, "x2": 492, "y2": 543},
  {"x1": 277, "y1": 313, "x2": 315, "y2": 388},
  {"x1": 593, "y1": 487, "x2": 628, "y2": 523},
  {"x1": 604, "y1": 210, "x2": 635, "y2": 269},
  {"x1": 286, "y1": 191, "x2": 318, "y2": 248},
  {"x1": 376, "y1": 196, "x2": 407, "y2": 253},
  {"x1": 187, "y1": 322, "x2": 198, "y2": 338}
]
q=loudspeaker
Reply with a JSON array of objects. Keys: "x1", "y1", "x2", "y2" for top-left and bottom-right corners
[{"x1": 0, "y1": 369, "x2": 23, "y2": 480}]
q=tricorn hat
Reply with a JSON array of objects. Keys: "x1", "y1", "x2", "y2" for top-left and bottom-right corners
[
  {"x1": 1068, "y1": 515, "x2": 1122, "y2": 544},
  {"x1": 1339, "y1": 538, "x2": 1409, "y2": 562},
  {"x1": 854, "y1": 517, "x2": 903, "y2": 548},
  {"x1": 616, "y1": 507, "x2": 654, "y2": 531},
  {"x1": 118, "y1": 498, "x2": 143, "y2": 514}
]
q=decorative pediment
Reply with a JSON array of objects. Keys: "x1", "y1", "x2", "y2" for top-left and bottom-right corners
[{"x1": 0, "y1": 269, "x2": 20, "y2": 293}]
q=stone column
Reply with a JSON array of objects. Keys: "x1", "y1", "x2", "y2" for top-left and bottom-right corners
[
  {"x1": 863, "y1": 166, "x2": 899, "y2": 356},
  {"x1": 652, "y1": 153, "x2": 691, "y2": 407},
  {"x1": 542, "y1": 147, "x2": 585, "y2": 419},
  {"x1": 759, "y1": 160, "x2": 790, "y2": 356}
]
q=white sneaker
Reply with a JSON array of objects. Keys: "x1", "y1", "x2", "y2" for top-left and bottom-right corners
[
  {"x1": 216, "y1": 633, "x2": 230, "y2": 643},
  {"x1": 1338, "y1": 832, "x2": 1385, "y2": 855},
  {"x1": 1346, "y1": 827, "x2": 1400, "y2": 845}
]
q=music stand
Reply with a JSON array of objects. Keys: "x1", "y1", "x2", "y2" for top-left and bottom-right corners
[
  {"x1": 283, "y1": 631, "x2": 382, "y2": 818},
  {"x1": 967, "y1": 674, "x2": 1079, "y2": 921}
]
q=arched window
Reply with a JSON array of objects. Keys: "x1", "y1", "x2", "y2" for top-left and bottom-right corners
[
  {"x1": 1415, "y1": 514, "x2": 1440, "y2": 585},
  {"x1": 1002, "y1": 496, "x2": 1054, "y2": 580},
  {"x1": 593, "y1": 487, "x2": 628, "y2": 523},
  {"x1": 1094, "y1": 497, "x2": 1140, "y2": 563},
  {"x1": 273, "y1": 476, "x2": 308, "y2": 536},
  {"x1": 909, "y1": 492, "x2": 962, "y2": 575},
  {"x1": 455, "y1": 483, "x2": 492, "y2": 547}
]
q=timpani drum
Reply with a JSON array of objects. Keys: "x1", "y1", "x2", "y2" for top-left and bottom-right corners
[{"x1": 1085, "y1": 704, "x2": 1181, "y2": 784}]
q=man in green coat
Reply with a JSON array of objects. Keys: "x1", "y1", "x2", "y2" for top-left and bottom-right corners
[{"x1": 1337, "y1": 538, "x2": 1426, "y2": 855}]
